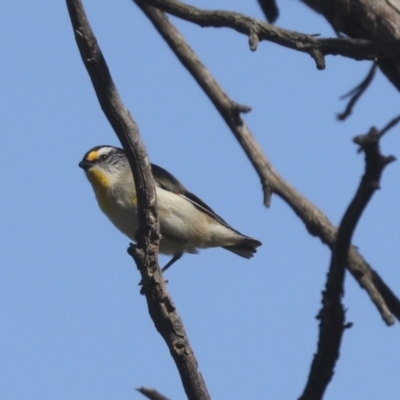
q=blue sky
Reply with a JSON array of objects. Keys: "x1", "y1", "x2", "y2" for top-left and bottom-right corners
[{"x1": 1, "y1": 1, "x2": 400, "y2": 399}]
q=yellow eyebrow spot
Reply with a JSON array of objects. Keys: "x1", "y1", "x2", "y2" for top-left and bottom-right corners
[{"x1": 86, "y1": 150, "x2": 99, "y2": 161}]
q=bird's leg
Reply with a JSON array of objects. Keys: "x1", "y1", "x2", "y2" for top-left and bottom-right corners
[{"x1": 162, "y1": 254, "x2": 182, "y2": 272}]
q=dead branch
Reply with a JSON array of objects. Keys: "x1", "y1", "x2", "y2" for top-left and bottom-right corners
[
  {"x1": 299, "y1": 128, "x2": 395, "y2": 400},
  {"x1": 301, "y1": 0, "x2": 400, "y2": 91},
  {"x1": 380, "y1": 113, "x2": 400, "y2": 137},
  {"x1": 65, "y1": 1, "x2": 210, "y2": 399},
  {"x1": 134, "y1": 0, "x2": 400, "y2": 325},
  {"x1": 138, "y1": 0, "x2": 400, "y2": 70},
  {"x1": 337, "y1": 62, "x2": 377, "y2": 120}
]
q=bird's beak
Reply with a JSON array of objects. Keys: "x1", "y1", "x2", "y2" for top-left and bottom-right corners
[{"x1": 79, "y1": 159, "x2": 93, "y2": 170}]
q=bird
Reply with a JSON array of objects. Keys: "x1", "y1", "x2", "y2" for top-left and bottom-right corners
[{"x1": 79, "y1": 145, "x2": 262, "y2": 271}]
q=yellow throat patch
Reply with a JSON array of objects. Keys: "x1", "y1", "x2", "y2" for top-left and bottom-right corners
[{"x1": 86, "y1": 168, "x2": 113, "y2": 214}]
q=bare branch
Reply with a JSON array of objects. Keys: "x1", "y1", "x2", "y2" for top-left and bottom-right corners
[
  {"x1": 65, "y1": 1, "x2": 210, "y2": 399},
  {"x1": 65, "y1": 0, "x2": 158, "y2": 238},
  {"x1": 379, "y1": 114, "x2": 400, "y2": 137},
  {"x1": 300, "y1": 128, "x2": 395, "y2": 400},
  {"x1": 337, "y1": 63, "x2": 377, "y2": 121},
  {"x1": 300, "y1": 0, "x2": 400, "y2": 91},
  {"x1": 137, "y1": 387, "x2": 170, "y2": 400},
  {"x1": 133, "y1": 1, "x2": 400, "y2": 325},
  {"x1": 139, "y1": 0, "x2": 400, "y2": 70},
  {"x1": 135, "y1": 0, "x2": 272, "y2": 203}
]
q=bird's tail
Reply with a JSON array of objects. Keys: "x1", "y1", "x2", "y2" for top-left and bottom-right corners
[{"x1": 223, "y1": 236, "x2": 262, "y2": 259}]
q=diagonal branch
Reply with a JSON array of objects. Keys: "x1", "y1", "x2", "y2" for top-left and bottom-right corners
[
  {"x1": 138, "y1": 0, "x2": 400, "y2": 70},
  {"x1": 379, "y1": 113, "x2": 400, "y2": 137},
  {"x1": 300, "y1": 0, "x2": 400, "y2": 91},
  {"x1": 65, "y1": 1, "x2": 210, "y2": 399},
  {"x1": 134, "y1": 0, "x2": 400, "y2": 325},
  {"x1": 299, "y1": 128, "x2": 396, "y2": 400}
]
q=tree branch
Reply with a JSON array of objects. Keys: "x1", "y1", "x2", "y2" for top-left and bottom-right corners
[
  {"x1": 65, "y1": 1, "x2": 210, "y2": 399},
  {"x1": 137, "y1": 387, "x2": 170, "y2": 400},
  {"x1": 138, "y1": 0, "x2": 400, "y2": 70},
  {"x1": 379, "y1": 113, "x2": 400, "y2": 137},
  {"x1": 134, "y1": 0, "x2": 400, "y2": 325},
  {"x1": 299, "y1": 128, "x2": 395, "y2": 400},
  {"x1": 300, "y1": 0, "x2": 400, "y2": 91},
  {"x1": 337, "y1": 62, "x2": 377, "y2": 121}
]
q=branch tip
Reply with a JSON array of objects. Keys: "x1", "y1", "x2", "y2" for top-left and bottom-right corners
[
  {"x1": 137, "y1": 386, "x2": 170, "y2": 400},
  {"x1": 383, "y1": 155, "x2": 397, "y2": 166},
  {"x1": 353, "y1": 127, "x2": 379, "y2": 146},
  {"x1": 232, "y1": 102, "x2": 251, "y2": 114},
  {"x1": 263, "y1": 184, "x2": 273, "y2": 207},
  {"x1": 310, "y1": 49, "x2": 325, "y2": 69},
  {"x1": 337, "y1": 63, "x2": 377, "y2": 121},
  {"x1": 379, "y1": 113, "x2": 400, "y2": 137},
  {"x1": 127, "y1": 242, "x2": 136, "y2": 256},
  {"x1": 249, "y1": 25, "x2": 260, "y2": 51}
]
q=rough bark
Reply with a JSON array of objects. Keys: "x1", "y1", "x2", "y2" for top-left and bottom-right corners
[
  {"x1": 301, "y1": 0, "x2": 400, "y2": 90},
  {"x1": 66, "y1": 1, "x2": 211, "y2": 399}
]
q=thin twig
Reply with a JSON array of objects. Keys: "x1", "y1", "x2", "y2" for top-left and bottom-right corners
[
  {"x1": 337, "y1": 63, "x2": 377, "y2": 121},
  {"x1": 134, "y1": 0, "x2": 400, "y2": 325},
  {"x1": 139, "y1": 0, "x2": 400, "y2": 70},
  {"x1": 137, "y1": 387, "x2": 170, "y2": 400},
  {"x1": 65, "y1": 1, "x2": 210, "y2": 399},
  {"x1": 379, "y1": 114, "x2": 400, "y2": 137},
  {"x1": 299, "y1": 128, "x2": 395, "y2": 400}
]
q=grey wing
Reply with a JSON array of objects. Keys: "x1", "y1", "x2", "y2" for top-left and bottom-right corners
[
  {"x1": 151, "y1": 164, "x2": 187, "y2": 194},
  {"x1": 151, "y1": 163, "x2": 261, "y2": 256},
  {"x1": 151, "y1": 163, "x2": 238, "y2": 233},
  {"x1": 150, "y1": 164, "x2": 190, "y2": 244}
]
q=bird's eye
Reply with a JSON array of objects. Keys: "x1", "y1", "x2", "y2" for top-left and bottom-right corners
[{"x1": 100, "y1": 154, "x2": 108, "y2": 161}]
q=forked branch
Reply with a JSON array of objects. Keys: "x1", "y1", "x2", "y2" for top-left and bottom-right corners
[
  {"x1": 134, "y1": 0, "x2": 400, "y2": 325},
  {"x1": 66, "y1": 1, "x2": 210, "y2": 399},
  {"x1": 300, "y1": 128, "x2": 395, "y2": 400},
  {"x1": 138, "y1": 0, "x2": 400, "y2": 70}
]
